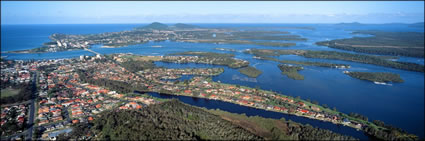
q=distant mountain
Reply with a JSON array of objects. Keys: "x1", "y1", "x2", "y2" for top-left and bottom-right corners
[
  {"x1": 335, "y1": 22, "x2": 364, "y2": 26},
  {"x1": 409, "y1": 22, "x2": 424, "y2": 28},
  {"x1": 172, "y1": 23, "x2": 200, "y2": 29},
  {"x1": 137, "y1": 22, "x2": 169, "y2": 30}
]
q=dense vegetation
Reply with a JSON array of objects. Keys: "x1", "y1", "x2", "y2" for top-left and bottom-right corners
[
  {"x1": 208, "y1": 109, "x2": 358, "y2": 140},
  {"x1": 119, "y1": 58, "x2": 156, "y2": 72},
  {"x1": 316, "y1": 31, "x2": 424, "y2": 58},
  {"x1": 169, "y1": 51, "x2": 235, "y2": 58},
  {"x1": 60, "y1": 100, "x2": 263, "y2": 140},
  {"x1": 1, "y1": 83, "x2": 34, "y2": 104},
  {"x1": 245, "y1": 49, "x2": 424, "y2": 72},
  {"x1": 278, "y1": 64, "x2": 304, "y2": 80},
  {"x1": 0, "y1": 105, "x2": 28, "y2": 136},
  {"x1": 302, "y1": 51, "x2": 424, "y2": 72},
  {"x1": 136, "y1": 22, "x2": 169, "y2": 30},
  {"x1": 345, "y1": 72, "x2": 404, "y2": 83},
  {"x1": 238, "y1": 66, "x2": 263, "y2": 78},
  {"x1": 58, "y1": 100, "x2": 359, "y2": 140}
]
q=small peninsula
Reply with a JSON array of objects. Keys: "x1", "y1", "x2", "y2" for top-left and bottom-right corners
[
  {"x1": 344, "y1": 71, "x2": 404, "y2": 83},
  {"x1": 245, "y1": 49, "x2": 425, "y2": 72},
  {"x1": 316, "y1": 30, "x2": 424, "y2": 58}
]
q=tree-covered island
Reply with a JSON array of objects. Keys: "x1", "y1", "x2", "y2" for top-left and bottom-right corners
[
  {"x1": 245, "y1": 49, "x2": 424, "y2": 72},
  {"x1": 238, "y1": 66, "x2": 263, "y2": 78},
  {"x1": 316, "y1": 30, "x2": 424, "y2": 58},
  {"x1": 344, "y1": 71, "x2": 404, "y2": 83},
  {"x1": 278, "y1": 64, "x2": 305, "y2": 80}
]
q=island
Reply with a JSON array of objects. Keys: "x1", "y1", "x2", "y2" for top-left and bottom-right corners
[
  {"x1": 245, "y1": 49, "x2": 425, "y2": 72},
  {"x1": 238, "y1": 66, "x2": 263, "y2": 78},
  {"x1": 344, "y1": 71, "x2": 404, "y2": 83},
  {"x1": 278, "y1": 64, "x2": 304, "y2": 80},
  {"x1": 253, "y1": 55, "x2": 351, "y2": 69},
  {"x1": 316, "y1": 30, "x2": 424, "y2": 58}
]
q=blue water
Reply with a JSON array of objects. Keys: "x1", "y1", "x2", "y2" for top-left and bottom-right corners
[
  {"x1": 1, "y1": 24, "x2": 424, "y2": 138},
  {"x1": 144, "y1": 92, "x2": 370, "y2": 140}
]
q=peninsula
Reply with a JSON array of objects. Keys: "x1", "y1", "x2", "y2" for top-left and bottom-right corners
[
  {"x1": 344, "y1": 71, "x2": 404, "y2": 83},
  {"x1": 245, "y1": 49, "x2": 425, "y2": 72},
  {"x1": 316, "y1": 31, "x2": 424, "y2": 58},
  {"x1": 7, "y1": 22, "x2": 305, "y2": 53}
]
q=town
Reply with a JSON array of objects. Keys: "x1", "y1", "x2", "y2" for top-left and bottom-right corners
[{"x1": 0, "y1": 53, "x2": 412, "y2": 140}]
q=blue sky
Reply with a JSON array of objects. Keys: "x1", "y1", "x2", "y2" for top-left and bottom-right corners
[{"x1": 1, "y1": 1, "x2": 424, "y2": 24}]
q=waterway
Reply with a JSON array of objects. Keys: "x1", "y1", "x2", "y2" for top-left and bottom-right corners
[
  {"x1": 1, "y1": 23, "x2": 424, "y2": 138},
  {"x1": 143, "y1": 91, "x2": 370, "y2": 140}
]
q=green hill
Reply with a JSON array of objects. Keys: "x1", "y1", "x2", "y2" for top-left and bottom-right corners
[
  {"x1": 65, "y1": 100, "x2": 262, "y2": 140},
  {"x1": 173, "y1": 23, "x2": 200, "y2": 29},
  {"x1": 137, "y1": 22, "x2": 169, "y2": 30}
]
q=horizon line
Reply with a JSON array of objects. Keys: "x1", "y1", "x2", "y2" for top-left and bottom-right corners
[{"x1": 2, "y1": 22, "x2": 424, "y2": 25}]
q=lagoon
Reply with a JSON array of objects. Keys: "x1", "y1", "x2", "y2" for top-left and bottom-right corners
[{"x1": 1, "y1": 23, "x2": 423, "y2": 138}]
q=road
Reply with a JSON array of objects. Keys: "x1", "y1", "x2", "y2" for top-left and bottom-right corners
[
  {"x1": 1, "y1": 73, "x2": 37, "y2": 140},
  {"x1": 26, "y1": 72, "x2": 37, "y2": 140},
  {"x1": 84, "y1": 48, "x2": 100, "y2": 55}
]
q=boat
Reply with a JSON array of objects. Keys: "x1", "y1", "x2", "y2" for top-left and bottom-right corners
[{"x1": 374, "y1": 81, "x2": 387, "y2": 85}]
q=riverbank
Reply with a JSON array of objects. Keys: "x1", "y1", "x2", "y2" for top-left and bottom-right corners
[{"x1": 344, "y1": 71, "x2": 404, "y2": 83}]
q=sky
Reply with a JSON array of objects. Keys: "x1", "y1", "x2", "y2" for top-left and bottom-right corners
[{"x1": 1, "y1": 1, "x2": 424, "y2": 24}]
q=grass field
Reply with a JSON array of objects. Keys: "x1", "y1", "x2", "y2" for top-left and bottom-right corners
[{"x1": 1, "y1": 88, "x2": 21, "y2": 98}]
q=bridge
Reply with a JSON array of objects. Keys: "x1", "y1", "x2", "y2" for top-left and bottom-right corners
[{"x1": 84, "y1": 48, "x2": 101, "y2": 55}]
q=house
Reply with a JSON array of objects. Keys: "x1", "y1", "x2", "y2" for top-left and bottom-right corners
[
  {"x1": 297, "y1": 102, "x2": 305, "y2": 107},
  {"x1": 343, "y1": 118, "x2": 351, "y2": 124},
  {"x1": 72, "y1": 119, "x2": 79, "y2": 124},
  {"x1": 310, "y1": 106, "x2": 321, "y2": 111},
  {"x1": 184, "y1": 90, "x2": 192, "y2": 94},
  {"x1": 241, "y1": 95, "x2": 251, "y2": 100},
  {"x1": 300, "y1": 109, "x2": 309, "y2": 114},
  {"x1": 210, "y1": 94, "x2": 218, "y2": 99},
  {"x1": 39, "y1": 120, "x2": 49, "y2": 125}
]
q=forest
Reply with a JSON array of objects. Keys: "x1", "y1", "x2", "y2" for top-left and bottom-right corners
[
  {"x1": 1, "y1": 82, "x2": 35, "y2": 104},
  {"x1": 316, "y1": 31, "x2": 424, "y2": 58},
  {"x1": 57, "y1": 100, "x2": 360, "y2": 140},
  {"x1": 278, "y1": 64, "x2": 304, "y2": 80},
  {"x1": 58, "y1": 100, "x2": 263, "y2": 140},
  {"x1": 245, "y1": 49, "x2": 424, "y2": 72},
  {"x1": 238, "y1": 66, "x2": 263, "y2": 78},
  {"x1": 208, "y1": 109, "x2": 358, "y2": 140},
  {"x1": 345, "y1": 72, "x2": 404, "y2": 83}
]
